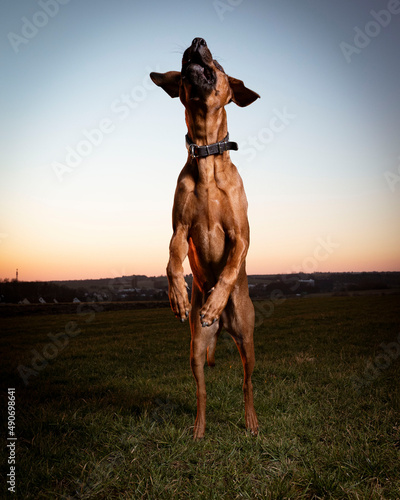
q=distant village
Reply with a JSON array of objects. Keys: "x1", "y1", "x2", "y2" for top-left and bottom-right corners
[{"x1": 1, "y1": 272, "x2": 399, "y2": 306}]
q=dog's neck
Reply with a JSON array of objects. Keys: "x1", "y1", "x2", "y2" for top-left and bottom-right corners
[
  {"x1": 185, "y1": 106, "x2": 228, "y2": 147},
  {"x1": 185, "y1": 106, "x2": 229, "y2": 183}
]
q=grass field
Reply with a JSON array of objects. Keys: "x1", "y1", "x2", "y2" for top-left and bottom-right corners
[{"x1": 1, "y1": 294, "x2": 400, "y2": 499}]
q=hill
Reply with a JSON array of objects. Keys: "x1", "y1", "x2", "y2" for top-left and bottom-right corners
[{"x1": 1, "y1": 272, "x2": 399, "y2": 305}]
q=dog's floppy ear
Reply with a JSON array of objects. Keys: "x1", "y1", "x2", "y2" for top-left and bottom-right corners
[
  {"x1": 228, "y1": 76, "x2": 260, "y2": 107},
  {"x1": 150, "y1": 71, "x2": 181, "y2": 98}
]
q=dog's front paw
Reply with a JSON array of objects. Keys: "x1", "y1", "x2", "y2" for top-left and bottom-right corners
[
  {"x1": 199, "y1": 288, "x2": 227, "y2": 327},
  {"x1": 169, "y1": 279, "x2": 191, "y2": 322}
]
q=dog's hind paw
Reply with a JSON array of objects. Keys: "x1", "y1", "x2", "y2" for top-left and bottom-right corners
[{"x1": 245, "y1": 411, "x2": 259, "y2": 436}]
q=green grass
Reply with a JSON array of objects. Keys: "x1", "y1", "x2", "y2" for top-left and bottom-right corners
[{"x1": 1, "y1": 295, "x2": 400, "y2": 499}]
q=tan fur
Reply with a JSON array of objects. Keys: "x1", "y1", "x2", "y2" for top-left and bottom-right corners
[{"x1": 151, "y1": 38, "x2": 259, "y2": 439}]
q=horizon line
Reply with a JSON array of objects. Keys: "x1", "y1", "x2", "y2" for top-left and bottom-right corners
[{"x1": 2, "y1": 269, "x2": 400, "y2": 284}]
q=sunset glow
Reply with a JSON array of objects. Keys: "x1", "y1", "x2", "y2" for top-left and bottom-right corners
[{"x1": 2, "y1": 0, "x2": 400, "y2": 282}]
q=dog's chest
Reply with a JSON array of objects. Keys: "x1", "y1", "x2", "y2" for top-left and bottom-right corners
[
  {"x1": 186, "y1": 182, "x2": 232, "y2": 264},
  {"x1": 192, "y1": 182, "x2": 230, "y2": 229}
]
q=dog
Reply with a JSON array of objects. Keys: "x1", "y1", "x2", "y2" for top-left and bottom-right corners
[{"x1": 150, "y1": 38, "x2": 260, "y2": 439}]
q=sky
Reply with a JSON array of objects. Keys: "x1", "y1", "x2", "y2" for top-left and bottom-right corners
[{"x1": 1, "y1": 0, "x2": 400, "y2": 281}]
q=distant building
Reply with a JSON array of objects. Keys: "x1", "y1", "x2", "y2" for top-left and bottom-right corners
[{"x1": 299, "y1": 279, "x2": 315, "y2": 287}]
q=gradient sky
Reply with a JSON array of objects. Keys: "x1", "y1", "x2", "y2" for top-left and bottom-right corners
[{"x1": 1, "y1": 0, "x2": 400, "y2": 281}]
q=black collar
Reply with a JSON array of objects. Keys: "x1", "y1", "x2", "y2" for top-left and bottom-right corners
[{"x1": 185, "y1": 132, "x2": 238, "y2": 158}]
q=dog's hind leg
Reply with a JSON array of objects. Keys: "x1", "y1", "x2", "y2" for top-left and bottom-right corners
[
  {"x1": 190, "y1": 284, "x2": 220, "y2": 439},
  {"x1": 207, "y1": 323, "x2": 222, "y2": 367},
  {"x1": 223, "y1": 279, "x2": 259, "y2": 435}
]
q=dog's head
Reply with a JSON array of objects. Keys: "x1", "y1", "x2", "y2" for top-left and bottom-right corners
[{"x1": 150, "y1": 38, "x2": 260, "y2": 109}]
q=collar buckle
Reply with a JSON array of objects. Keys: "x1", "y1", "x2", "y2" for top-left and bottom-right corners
[{"x1": 189, "y1": 143, "x2": 198, "y2": 158}]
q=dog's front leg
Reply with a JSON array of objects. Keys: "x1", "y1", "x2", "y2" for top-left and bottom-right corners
[
  {"x1": 167, "y1": 225, "x2": 191, "y2": 322},
  {"x1": 200, "y1": 231, "x2": 248, "y2": 326}
]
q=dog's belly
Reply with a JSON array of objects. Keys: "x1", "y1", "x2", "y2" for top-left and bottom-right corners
[{"x1": 188, "y1": 221, "x2": 229, "y2": 289}]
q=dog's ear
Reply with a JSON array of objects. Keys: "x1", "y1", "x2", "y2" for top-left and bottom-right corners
[
  {"x1": 228, "y1": 76, "x2": 260, "y2": 107},
  {"x1": 150, "y1": 71, "x2": 181, "y2": 98}
]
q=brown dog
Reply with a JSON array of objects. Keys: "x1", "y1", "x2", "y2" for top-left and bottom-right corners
[{"x1": 150, "y1": 38, "x2": 259, "y2": 439}]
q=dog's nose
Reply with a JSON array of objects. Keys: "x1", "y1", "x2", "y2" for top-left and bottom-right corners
[{"x1": 192, "y1": 38, "x2": 206, "y2": 50}]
